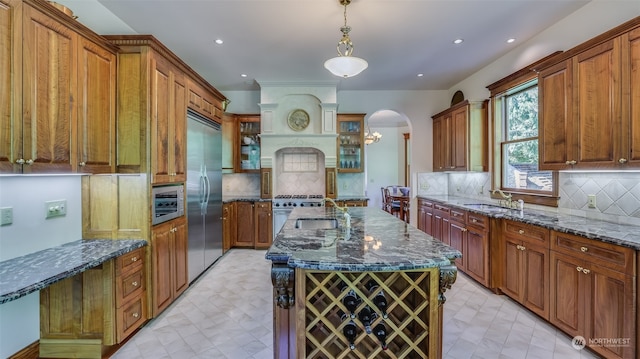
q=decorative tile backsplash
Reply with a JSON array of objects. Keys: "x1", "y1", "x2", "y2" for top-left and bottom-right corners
[
  {"x1": 416, "y1": 171, "x2": 640, "y2": 225},
  {"x1": 222, "y1": 173, "x2": 261, "y2": 196}
]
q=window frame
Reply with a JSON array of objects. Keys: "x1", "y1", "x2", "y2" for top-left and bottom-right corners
[{"x1": 486, "y1": 53, "x2": 560, "y2": 207}]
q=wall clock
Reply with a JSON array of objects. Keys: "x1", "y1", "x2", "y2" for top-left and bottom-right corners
[{"x1": 287, "y1": 109, "x2": 310, "y2": 131}]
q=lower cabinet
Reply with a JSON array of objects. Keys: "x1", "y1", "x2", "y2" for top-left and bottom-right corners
[
  {"x1": 501, "y1": 220, "x2": 550, "y2": 320},
  {"x1": 550, "y1": 231, "x2": 636, "y2": 359},
  {"x1": 151, "y1": 217, "x2": 188, "y2": 317},
  {"x1": 40, "y1": 247, "x2": 147, "y2": 358},
  {"x1": 228, "y1": 200, "x2": 273, "y2": 249},
  {"x1": 464, "y1": 212, "x2": 490, "y2": 287},
  {"x1": 336, "y1": 199, "x2": 369, "y2": 207},
  {"x1": 222, "y1": 202, "x2": 235, "y2": 253},
  {"x1": 417, "y1": 199, "x2": 434, "y2": 236}
]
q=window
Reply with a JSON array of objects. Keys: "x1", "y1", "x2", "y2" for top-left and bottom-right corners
[{"x1": 487, "y1": 53, "x2": 560, "y2": 206}]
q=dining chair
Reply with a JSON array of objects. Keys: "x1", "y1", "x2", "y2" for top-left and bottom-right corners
[{"x1": 383, "y1": 187, "x2": 401, "y2": 217}]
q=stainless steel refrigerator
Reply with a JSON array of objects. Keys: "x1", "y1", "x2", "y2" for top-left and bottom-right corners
[{"x1": 187, "y1": 111, "x2": 223, "y2": 283}]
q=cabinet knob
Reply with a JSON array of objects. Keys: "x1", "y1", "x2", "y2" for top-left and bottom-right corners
[
  {"x1": 25, "y1": 159, "x2": 34, "y2": 165},
  {"x1": 576, "y1": 266, "x2": 583, "y2": 272},
  {"x1": 520, "y1": 245, "x2": 526, "y2": 251},
  {"x1": 471, "y1": 219, "x2": 478, "y2": 223},
  {"x1": 582, "y1": 268, "x2": 591, "y2": 274},
  {"x1": 132, "y1": 312, "x2": 139, "y2": 318},
  {"x1": 79, "y1": 161, "x2": 86, "y2": 167},
  {"x1": 580, "y1": 246, "x2": 588, "y2": 252},
  {"x1": 518, "y1": 229, "x2": 525, "y2": 235},
  {"x1": 131, "y1": 256, "x2": 138, "y2": 262},
  {"x1": 462, "y1": 228, "x2": 467, "y2": 232},
  {"x1": 132, "y1": 281, "x2": 138, "y2": 287},
  {"x1": 15, "y1": 158, "x2": 25, "y2": 164},
  {"x1": 619, "y1": 158, "x2": 628, "y2": 164},
  {"x1": 565, "y1": 160, "x2": 577, "y2": 165}
]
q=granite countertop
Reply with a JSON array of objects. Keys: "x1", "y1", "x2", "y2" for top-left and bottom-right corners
[
  {"x1": 222, "y1": 196, "x2": 270, "y2": 203},
  {"x1": 419, "y1": 195, "x2": 640, "y2": 250},
  {"x1": 265, "y1": 207, "x2": 461, "y2": 272},
  {"x1": 0, "y1": 239, "x2": 147, "y2": 304}
]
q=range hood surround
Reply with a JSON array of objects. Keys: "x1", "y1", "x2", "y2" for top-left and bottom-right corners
[{"x1": 257, "y1": 81, "x2": 339, "y2": 196}]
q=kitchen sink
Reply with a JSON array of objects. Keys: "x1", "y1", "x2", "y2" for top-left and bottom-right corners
[
  {"x1": 463, "y1": 203, "x2": 513, "y2": 213},
  {"x1": 295, "y1": 218, "x2": 339, "y2": 230}
]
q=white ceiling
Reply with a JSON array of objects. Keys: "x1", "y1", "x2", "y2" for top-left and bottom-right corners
[{"x1": 56, "y1": 0, "x2": 591, "y2": 93}]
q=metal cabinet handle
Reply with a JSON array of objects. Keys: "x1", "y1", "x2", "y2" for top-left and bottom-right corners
[
  {"x1": 132, "y1": 312, "x2": 139, "y2": 318},
  {"x1": 25, "y1": 159, "x2": 34, "y2": 165},
  {"x1": 565, "y1": 160, "x2": 577, "y2": 165},
  {"x1": 132, "y1": 281, "x2": 138, "y2": 287},
  {"x1": 471, "y1": 219, "x2": 478, "y2": 223},
  {"x1": 79, "y1": 161, "x2": 86, "y2": 167},
  {"x1": 518, "y1": 229, "x2": 525, "y2": 235},
  {"x1": 131, "y1": 256, "x2": 138, "y2": 262},
  {"x1": 576, "y1": 266, "x2": 583, "y2": 272},
  {"x1": 580, "y1": 246, "x2": 588, "y2": 252},
  {"x1": 15, "y1": 159, "x2": 25, "y2": 164},
  {"x1": 619, "y1": 158, "x2": 628, "y2": 164},
  {"x1": 462, "y1": 228, "x2": 467, "y2": 232},
  {"x1": 582, "y1": 268, "x2": 591, "y2": 274}
]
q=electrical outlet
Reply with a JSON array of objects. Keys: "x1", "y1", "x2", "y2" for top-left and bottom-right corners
[
  {"x1": 587, "y1": 194, "x2": 596, "y2": 208},
  {"x1": 45, "y1": 200, "x2": 67, "y2": 219},
  {"x1": 0, "y1": 207, "x2": 12, "y2": 226},
  {"x1": 478, "y1": 185, "x2": 484, "y2": 194}
]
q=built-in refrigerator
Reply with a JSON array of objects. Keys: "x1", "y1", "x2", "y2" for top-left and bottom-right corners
[{"x1": 187, "y1": 111, "x2": 223, "y2": 283}]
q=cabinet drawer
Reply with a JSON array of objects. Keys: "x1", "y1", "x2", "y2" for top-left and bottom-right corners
[
  {"x1": 418, "y1": 199, "x2": 433, "y2": 208},
  {"x1": 467, "y1": 213, "x2": 488, "y2": 230},
  {"x1": 449, "y1": 208, "x2": 466, "y2": 224},
  {"x1": 551, "y1": 231, "x2": 635, "y2": 275},
  {"x1": 116, "y1": 268, "x2": 145, "y2": 307},
  {"x1": 116, "y1": 247, "x2": 144, "y2": 274},
  {"x1": 503, "y1": 220, "x2": 549, "y2": 247},
  {"x1": 116, "y1": 295, "x2": 147, "y2": 342}
]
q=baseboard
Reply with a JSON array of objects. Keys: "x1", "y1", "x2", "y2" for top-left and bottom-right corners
[{"x1": 8, "y1": 341, "x2": 39, "y2": 359}]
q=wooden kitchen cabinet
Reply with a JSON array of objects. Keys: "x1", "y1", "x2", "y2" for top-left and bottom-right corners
[
  {"x1": 448, "y1": 208, "x2": 466, "y2": 269},
  {"x1": 501, "y1": 220, "x2": 550, "y2": 320},
  {"x1": 417, "y1": 199, "x2": 434, "y2": 236},
  {"x1": 0, "y1": 1, "x2": 117, "y2": 174},
  {"x1": 40, "y1": 247, "x2": 147, "y2": 358},
  {"x1": 222, "y1": 203, "x2": 235, "y2": 253},
  {"x1": 550, "y1": 231, "x2": 635, "y2": 359},
  {"x1": 236, "y1": 114, "x2": 261, "y2": 172},
  {"x1": 336, "y1": 113, "x2": 365, "y2": 172},
  {"x1": 432, "y1": 203, "x2": 450, "y2": 245},
  {"x1": 151, "y1": 217, "x2": 188, "y2": 317},
  {"x1": 187, "y1": 78, "x2": 221, "y2": 121},
  {"x1": 538, "y1": 18, "x2": 640, "y2": 170},
  {"x1": 432, "y1": 100, "x2": 487, "y2": 172},
  {"x1": 254, "y1": 202, "x2": 273, "y2": 249},
  {"x1": 233, "y1": 201, "x2": 256, "y2": 248},
  {"x1": 464, "y1": 212, "x2": 490, "y2": 287}
]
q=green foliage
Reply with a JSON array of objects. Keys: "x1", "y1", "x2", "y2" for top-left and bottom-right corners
[{"x1": 506, "y1": 87, "x2": 538, "y2": 164}]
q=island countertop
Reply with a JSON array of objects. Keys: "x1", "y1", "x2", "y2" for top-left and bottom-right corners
[{"x1": 265, "y1": 207, "x2": 461, "y2": 272}]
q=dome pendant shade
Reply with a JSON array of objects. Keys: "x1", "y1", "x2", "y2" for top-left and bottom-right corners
[{"x1": 324, "y1": 56, "x2": 368, "y2": 78}]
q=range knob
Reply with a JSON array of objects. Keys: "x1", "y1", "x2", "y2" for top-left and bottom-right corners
[
  {"x1": 275, "y1": 203, "x2": 280, "y2": 207},
  {"x1": 300, "y1": 203, "x2": 305, "y2": 207},
  {"x1": 292, "y1": 203, "x2": 298, "y2": 207}
]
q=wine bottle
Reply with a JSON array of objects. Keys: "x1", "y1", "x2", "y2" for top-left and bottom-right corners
[
  {"x1": 342, "y1": 289, "x2": 360, "y2": 319},
  {"x1": 343, "y1": 320, "x2": 358, "y2": 350},
  {"x1": 366, "y1": 280, "x2": 388, "y2": 319},
  {"x1": 373, "y1": 323, "x2": 388, "y2": 350},
  {"x1": 358, "y1": 305, "x2": 377, "y2": 334}
]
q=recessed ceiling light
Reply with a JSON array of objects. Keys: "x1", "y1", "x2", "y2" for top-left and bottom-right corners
[
  {"x1": 417, "y1": 73, "x2": 424, "y2": 77},
  {"x1": 215, "y1": 39, "x2": 223, "y2": 45},
  {"x1": 453, "y1": 39, "x2": 463, "y2": 44},
  {"x1": 507, "y1": 38, "x2": 516, "y2": 43},
  {"x1": 241, "y1": 74, "x2": 247, "y2": 78}
]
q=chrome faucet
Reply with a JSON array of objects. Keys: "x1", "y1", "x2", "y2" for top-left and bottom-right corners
[{"x1": 323, "y1": 198, "x2": 351, "y2": 228}]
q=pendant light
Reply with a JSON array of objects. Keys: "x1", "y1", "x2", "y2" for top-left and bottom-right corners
[{"x1": 324, "y1": 0, "x2": 368, "y2": 78}]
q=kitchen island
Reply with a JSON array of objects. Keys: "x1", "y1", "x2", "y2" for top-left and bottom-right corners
[{"x1": 265, "y1": 207, "x2": 461, "y2": 359}]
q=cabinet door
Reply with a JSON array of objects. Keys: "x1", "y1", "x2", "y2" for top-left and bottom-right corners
[
  {"x1": 0, "y1": 0, "x2": 18, "y2": 173},
  {"x1": 152, "y1": 222, "x2": 173, "y2": 316},
  {"x1": 337, "y1": 114, "x2": 364, "y2": 172},
  {"x1": 236, "y1": 115, "x2": 261, "y2": 172},
  {"x1": 449, "y1": 222, "x2": 465, "y2": 270},
  {"x1": 549, "y1": 251, "x2": 584, "y2": 336},
  {"x1": 22, "y1": 4, "x2": 76, "y2": 173},
  {"x1": 234, "y1": 202, "x2": 255, "y2": 247},
  {"x1": 171, "y1": 72, "x2": 186, "y2": 182},
  {"x1": 222, "y1": 203, "x2": 235, "y2": 252},
  {"x1": 465, "y1": 227, "x2": 488, "y2": 286},
  {"x1": 539, "y1": 60, "x2": 573, "y2": 170},
  {"x1": 450, "y1": 106, "x2": 467, "y2": 171},
  {"x1": 522, "y1": 243, "x2": 549, "y2": 320},
  {"x1": 172, "y1": 219, "x2": 188, "y2": 297},
  {"x1": 432, "y1": 115, "x2": 450, "y2": 171},
  {"x1": 77, "y1": 37, "x2": 116, "y2": 174},
  {"x1": 151, "y1": 55, "x2": 172, "y2": 183},
  {"x1": 502, "y1": 237, "x2": 523, "y2": 301},
  {"x1": 574, "y1": 38, "x2": 621, "y2": 168},
  {"x1": 254, "y1": 202, "x2": 273, "y2": 249},
  {"x1": 623, "y1": 28, "x2": 640, "y2": 165}
]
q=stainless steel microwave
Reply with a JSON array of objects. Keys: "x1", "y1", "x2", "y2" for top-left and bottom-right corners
[{"x1": 152, "y1": 184, "x2": 184, "y2": 225}]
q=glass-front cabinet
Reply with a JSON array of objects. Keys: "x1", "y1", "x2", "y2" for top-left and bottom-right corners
[
  {"x1": 336, "y1": 114, "x2": 365, "y2": 172},
  {"x1": 236, "y1": 115, "x2": 261, "y2": 173}
]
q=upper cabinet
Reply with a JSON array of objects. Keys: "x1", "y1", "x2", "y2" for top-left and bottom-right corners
[
  {"x1": 236, "y1": 114, "x2": 261, "y2": 172},
  {"x1": 432, "y1": 100, "x2": 488, "y2": 172},
  {"x1": 538, "y1": 17, "x2": 640, "y2": 170},
  {"x1": 0, "y1": 0, "x2": 117, "y2": 174},
  {"x1": 336, "y1": 113, "x2": 364, "y2": 173}
]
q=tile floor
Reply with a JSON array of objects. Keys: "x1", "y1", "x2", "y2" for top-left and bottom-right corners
[{"x1": 112, "y1": 249, "x2": 600, "y2": 359}]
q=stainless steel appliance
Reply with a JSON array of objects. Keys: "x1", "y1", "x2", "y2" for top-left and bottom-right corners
[
  {"x1": 152, "y1": 184, "x2": 184, "y2": 225},
  {"x1": 187, "y1": 111, "x2": 223, "y2": 283},
  {"x1": 272, "y1": 194, "x2": 324, "y2": 237}
]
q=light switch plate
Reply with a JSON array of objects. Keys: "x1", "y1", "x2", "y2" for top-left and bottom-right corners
[
  {"x1": 0, "y1": 207, "x2": 12, "y2": 226},
  {"x1": 587, "y1": 194, "x2": 596, "y2": 208},
  {"x1": 45, "y1": 200, "x2": 67, "y2": 219}
]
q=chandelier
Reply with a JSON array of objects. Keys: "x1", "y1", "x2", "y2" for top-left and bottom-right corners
[
  {"x1": 364, "y1": 125, "x2": 382, "y2": 145},
  {"x1": 324, "y1": 0, "x2": 368, "y2": 78}
]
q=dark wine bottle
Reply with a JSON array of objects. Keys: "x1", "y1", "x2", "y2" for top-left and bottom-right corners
[
  {"x1": 373, "y1": 323, "x2": 388, "y2": 350},
  {"x1": 343, "y1": 320, "x2": 358, "y2": 350},
  {"x1": 358, "y1": 305, "x2": 377, "y2": 334},
  {"x1": 342, "y1": 289, "x2": 360, "y2": 319},
  {"x1": 366, "y1": 280, "x2": 388, "y2": 319}
]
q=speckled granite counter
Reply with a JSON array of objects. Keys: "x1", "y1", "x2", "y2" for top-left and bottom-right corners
[
  {"x1": 266, "y1": 207, "x2": 461, "y2": 271},
  {"x1": 419, "y1": 195, "x2": 640, "y2": 250},
  {"x1": 0, "y1": 239, "x2": 146, "y2": 304}
]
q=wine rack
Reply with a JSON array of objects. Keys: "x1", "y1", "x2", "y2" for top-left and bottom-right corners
[{"x1": 300, "y1": 269, "x2": 439, "y2": 359}]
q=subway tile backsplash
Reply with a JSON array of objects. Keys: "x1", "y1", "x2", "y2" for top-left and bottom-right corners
[{"x1": 417, "y1": 171, "x2": 640, "y2": 226}]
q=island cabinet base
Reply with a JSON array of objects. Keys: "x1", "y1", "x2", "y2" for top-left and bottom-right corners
[{"x1": 272, "y1": 264, "x2": 457, "y2": 359}]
